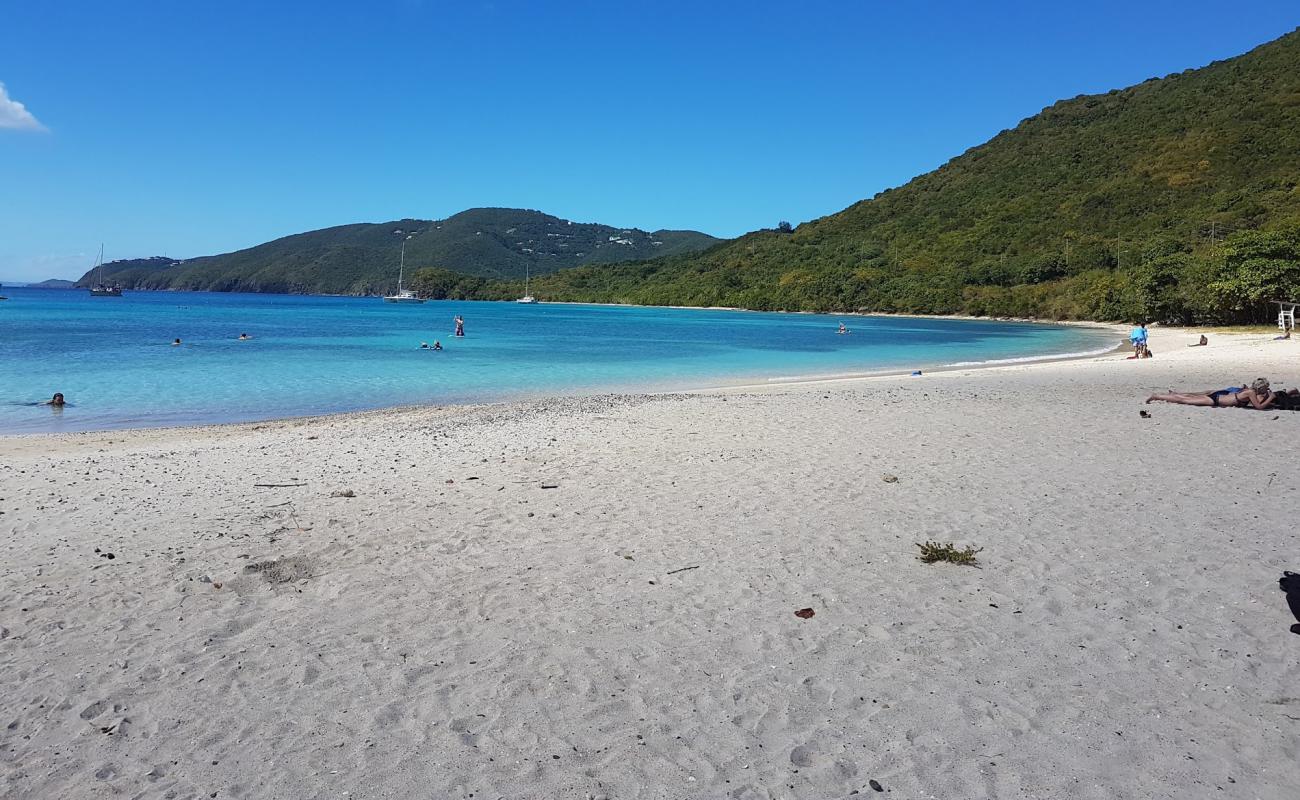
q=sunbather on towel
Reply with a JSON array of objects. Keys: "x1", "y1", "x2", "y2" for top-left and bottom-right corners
[{"x1": 1146, "y1": 378, "x2": 1277, "y2": 409}]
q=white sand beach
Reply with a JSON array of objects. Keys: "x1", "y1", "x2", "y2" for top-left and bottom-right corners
[{"x1": 2, "y1": 327, "x2": 1298, "y2": 799}]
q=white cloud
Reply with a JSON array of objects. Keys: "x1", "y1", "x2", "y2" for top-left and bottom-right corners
[{"x1": 0, "y1": 82, "x2": 46, "y2": 131}]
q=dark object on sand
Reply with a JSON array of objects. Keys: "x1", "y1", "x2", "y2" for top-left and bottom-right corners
[
  {"x1": 1280, "y1": 571, "x2": 1300, "y2": 635},
  {"x1": 1139, "y1": 409, "x2": 1151, "y2": 418},
  {"x1": 869, "y1": 779, "x2": 884, "y2": 792},
  {"x1": 794, "y1": 608, "x2": 815, "y2": 619},
  {"x1": 917, "y1": 541, "x2": 982, "y2": 566}
]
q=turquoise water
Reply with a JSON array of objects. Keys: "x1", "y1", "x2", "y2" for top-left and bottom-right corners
[{"x1": 0, "y1": 288, "x2": 1117, "y2": 433}]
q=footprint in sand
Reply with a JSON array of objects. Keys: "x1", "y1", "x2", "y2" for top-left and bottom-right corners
[{"x1": 79, "y1": 700, "x2": 107, "y2": 720}]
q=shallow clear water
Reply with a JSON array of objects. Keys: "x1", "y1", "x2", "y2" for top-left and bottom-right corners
[{"x1": 0, "y1": 288, "x2": 1117, "y2": 433}]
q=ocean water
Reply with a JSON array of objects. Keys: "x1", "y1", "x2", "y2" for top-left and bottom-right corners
[{"x1": 0, "y1": 288, "x2": 1118, "y2": 433}]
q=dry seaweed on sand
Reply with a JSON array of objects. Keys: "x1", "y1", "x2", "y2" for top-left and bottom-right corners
[{"x1": 916, "y1": 541, "x2": 982, "y2": 566}]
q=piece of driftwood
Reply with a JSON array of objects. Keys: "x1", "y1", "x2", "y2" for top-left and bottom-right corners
[
  {"x1": 666, "y1": 565, "x2": 700, "y2": 575},
  {"x1": 254, "y1": 482, "x2": 307, "y2": 488}
]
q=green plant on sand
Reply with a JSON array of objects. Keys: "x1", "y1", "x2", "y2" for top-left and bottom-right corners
[{"x1": 916, "y1": 541, "x2": 983, "y2": 566}]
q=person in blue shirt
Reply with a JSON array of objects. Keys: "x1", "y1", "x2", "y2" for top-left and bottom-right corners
[{"x1": 1129, "y1": 323, "x2": 1148, "y2": 357}]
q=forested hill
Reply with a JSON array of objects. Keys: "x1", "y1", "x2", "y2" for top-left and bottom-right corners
[
  {"x1": 532, "y1": 28, "x2": 1300, "y2": 323},
  {"x1": 76, "y1": 209, "x2": 717, "y2": 295}
]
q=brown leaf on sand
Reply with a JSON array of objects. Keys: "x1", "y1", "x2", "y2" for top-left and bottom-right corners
[
  {"x1": 881, "y1": 473, "x2": 899, "y2": 483},
  {"x1": 794, "y1": 607, "x2": 815, "y2": 619},
  {"x1": 212, "y1": 582, "x2": 223, "y2": 590},
  {"x1": 330, "y1": 489, "x2": 356, "y2": 498}
]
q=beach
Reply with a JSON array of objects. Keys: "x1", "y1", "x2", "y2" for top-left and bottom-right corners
[{"x1": 2, "y1": 326, "x2": 1297, "y2": 799}]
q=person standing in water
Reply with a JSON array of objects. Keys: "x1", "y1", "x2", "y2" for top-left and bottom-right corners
[{"x1": 454, "y1": 315, "x2": 465, "y2": 337}]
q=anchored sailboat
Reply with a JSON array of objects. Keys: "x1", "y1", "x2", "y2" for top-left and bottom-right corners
[
  {"x1": 517, "y1": 263, "x2": 538, "y2": 304},
  {"x1": 384, "y1": 238, "x2": 425, "y2": 304},
  {"x1": 88, "y1": 245, "x2": 123, "y2": 297}
]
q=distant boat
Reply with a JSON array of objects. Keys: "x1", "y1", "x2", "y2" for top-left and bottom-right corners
[
  {"x1": 517, "y1": 264, "x2": 539, "y2": 304},
  {"x1": 88, "y1": 245, "x2": 123, "y2": 297},
  {"x1": 0, "y1": 284, "x2": 7, "y2": 301},
  {"x1": 384, "y1": 238, "x2": 425, "y2": 304}
]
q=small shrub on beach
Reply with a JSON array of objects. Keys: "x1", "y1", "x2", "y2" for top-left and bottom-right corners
[{"x1": 916, "y1": 541, "x2": 982, "y2": 566}]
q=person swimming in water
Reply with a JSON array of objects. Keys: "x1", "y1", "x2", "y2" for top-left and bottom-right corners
[
  {"x1": 172, "y1": 338, "x2": 182, "y2": 346},
  {"x1": 433, "y1": 340, "x2": 442, "y2": 350},
  {"x1": 238, "y1": 333, "x2": 252, "y2": 340},
  {"x1": 43, "y1": 392, "x2": 65, "y2": 407},
  {"x1": 420, "y1": 342, "x2": 430, "y2": 349},
  {"x1": 837, "y1": 323, "x2": 849, "y2": 335}
]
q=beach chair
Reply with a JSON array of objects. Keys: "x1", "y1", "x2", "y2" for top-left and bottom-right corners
[{"x1": 1274, "y1": 301, "x2": 1298, "y2": 331}]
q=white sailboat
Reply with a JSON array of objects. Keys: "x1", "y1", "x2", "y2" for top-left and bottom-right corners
[
  {"x1": 516, "y1": 263, "x2": 538, "y2": 304},
  {"x1": 88, "y1": 244, "x2": 123, "y2": 297},
  {"x1": 384, "y1": 239, "x2": 425, "y2": 304}
]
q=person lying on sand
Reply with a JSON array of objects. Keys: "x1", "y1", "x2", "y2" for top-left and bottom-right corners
[
  {"x1": 1188, "y1": 335, "x2": 1208, "y2": 347},
  {"x1": 1146, "y1": 378, "x2": 1276, "y2": 409},
  {"x1": 1276, "y1": 326, "x2": 1292, "y2": 341}
]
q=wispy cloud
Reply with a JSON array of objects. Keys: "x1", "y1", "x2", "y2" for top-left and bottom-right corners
[{"x1": 0, "y1": 82, "x2": 47, "y2": 131}]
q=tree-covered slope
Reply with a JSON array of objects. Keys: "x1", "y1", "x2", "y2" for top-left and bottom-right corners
[
  {"x1": 78, "y1": 209, "x2": 717, "y2": 295},
  {"x1": 532, "y1": 28, "x2": 1300, "y2": 322}
]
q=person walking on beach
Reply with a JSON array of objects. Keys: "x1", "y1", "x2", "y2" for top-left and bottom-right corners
[{"x1": 1129, "y1": 323, "x2": 1148, "y2": 358}]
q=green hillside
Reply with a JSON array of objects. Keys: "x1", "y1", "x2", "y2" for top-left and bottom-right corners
[
  {"x1": 78, "y1": 208, "x2": 717, "y2": 295},
  {"x1": 529, "y1": 29, "x2": 1300, "y2": 323}
]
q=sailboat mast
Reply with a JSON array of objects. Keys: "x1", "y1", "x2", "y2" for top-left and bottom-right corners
[{"x1": 399, "y1": 241, "x2": 405, "y2": 291}]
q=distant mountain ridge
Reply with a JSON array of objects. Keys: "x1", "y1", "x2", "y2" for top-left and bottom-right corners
[{"x1": 77, "y1": 208, "x2": 718, "y2": 295}]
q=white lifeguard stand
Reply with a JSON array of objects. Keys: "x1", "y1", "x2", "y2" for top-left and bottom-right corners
[{"x1": 1274, "y1": 300, "x2": 1298, "y2": 331}]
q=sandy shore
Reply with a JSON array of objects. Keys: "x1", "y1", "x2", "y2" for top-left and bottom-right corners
[{"x1": 2, "y1": 327, "x2": 1298, "y2": 799}]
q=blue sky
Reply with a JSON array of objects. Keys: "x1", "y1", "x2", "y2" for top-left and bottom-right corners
[{"x1": 1, "y1": 1, "x2": 1297, "y2": 282}]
